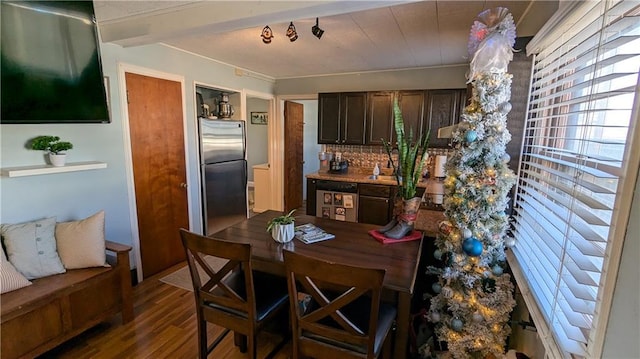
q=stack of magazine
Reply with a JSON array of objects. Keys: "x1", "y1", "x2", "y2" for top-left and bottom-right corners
[{"x1": 294, "y1": 223, "x2": 335, "y2": 244}]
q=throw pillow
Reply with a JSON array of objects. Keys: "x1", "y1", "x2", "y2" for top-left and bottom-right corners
[
  {"x1": 55, "y1": 211, "x2": 108, "y2": 269},
  {"x1": 0, "y1": 246, "x2": 32, "y2": 294},
  {"x1": 0, "y1": 217, "x2": 66, "y2": 279}
]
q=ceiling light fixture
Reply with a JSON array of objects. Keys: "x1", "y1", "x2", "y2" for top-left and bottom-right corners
[
  {"x1": 286, "y1": 21, "x2": 298, "y2": 42},
  {"x1": 261, "y1": 25, "x2": 273, "y2": 44},
  {"x1": 311, "y1": 17, "x2": 324, "y2": 39}
]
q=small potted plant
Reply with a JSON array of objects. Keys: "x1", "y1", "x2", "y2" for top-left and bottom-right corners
[
  {"x1": 28, "y1": 135, "x2": 74, "y2": 167},
  {"x1": 266, "y1": 209, "x2": 296, "y2": 243}
]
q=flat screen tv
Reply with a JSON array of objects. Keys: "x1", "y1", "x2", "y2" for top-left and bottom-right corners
[{"x1": 1, "y1": 1, "x2": 110, "y2": 124}]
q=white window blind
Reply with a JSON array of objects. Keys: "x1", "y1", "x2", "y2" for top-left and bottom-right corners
[{"x1": 511, "y1": 0, "x2": 640, "y2": 357}]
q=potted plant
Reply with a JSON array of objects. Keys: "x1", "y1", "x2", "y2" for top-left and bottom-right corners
[
  {"x1": 28, "y1": 135, "x2": 74, "y2": 167},
  {"x1": 380, "y1": 99, "x2": 430, "y2": 239},
  {"x1": 266, "y1": 209, "x2": 296, "y2": 243}
]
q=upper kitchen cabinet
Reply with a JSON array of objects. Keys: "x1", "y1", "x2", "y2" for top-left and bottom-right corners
[
  {"x1": 396, "y1": 90, "x2": 426, "y2": 145},
  {"x1": 318, "y1": 92, "x2": 367, "y2": 145},
  {"x1": 365, "y1": 91, "x2": 394, "y2": 146},
  {"x1": 424, "y1": 89, "x2": 465, "y2": 148}
]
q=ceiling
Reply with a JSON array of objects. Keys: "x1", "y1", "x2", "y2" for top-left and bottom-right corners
[{"x1": 94, "y1": 1, "x2": 558, "y2": 80}]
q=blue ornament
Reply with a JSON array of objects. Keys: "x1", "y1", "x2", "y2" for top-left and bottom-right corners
[
  {"x1": 462, "y1": 237, "x2": 483, "y2": 257},
  {"x1": 432, "y1": 283, "x2": 442, "y2": 294},
  {"x1": 492, "y1": 265, "x2": 504, "y2": 276},
  {"x1": 451, "y1": 318, "x2": 464, "y2": 331},
  {"x1": 433, "y1": 249, "x2": 443, "y2": 260},
  {"x1": 465, "y1": 130, "x2": 478, "y2": 143}
]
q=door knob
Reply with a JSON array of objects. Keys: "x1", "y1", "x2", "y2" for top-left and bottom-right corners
[{"x1": 180, "y1": 183, "x2": 188, "y2": 188}]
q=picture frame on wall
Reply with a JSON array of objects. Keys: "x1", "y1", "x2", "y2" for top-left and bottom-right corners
[{"x1": 250, "y1": 112, "x2": 268, "y2": 125}]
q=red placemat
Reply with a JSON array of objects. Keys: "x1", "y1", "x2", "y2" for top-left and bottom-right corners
[{"x1": 368, "y1": 229, "x2": 423, "y2": 244}]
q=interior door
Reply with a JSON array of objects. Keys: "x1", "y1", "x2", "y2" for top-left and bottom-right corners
[
  {"x1": 284, "y1": 100, "x2": 304, "y2": 212},
  {"x1": 125, "y1": 72, "x2": 188, "y2": 279}
]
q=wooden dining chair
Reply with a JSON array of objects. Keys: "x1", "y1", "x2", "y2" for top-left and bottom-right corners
[
  {"x1": 180, "y1": 229, "x2": 289, "y2": 359},
  {"x1": 283, "y1": 250, "x2": 397, "y2": 359}
]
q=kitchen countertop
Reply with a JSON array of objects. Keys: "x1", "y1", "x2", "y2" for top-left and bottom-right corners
[{"x1": 306, "y1": 170, "x2": 429, "y2": 188}]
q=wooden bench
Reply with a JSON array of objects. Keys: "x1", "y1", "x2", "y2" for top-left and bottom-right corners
[{"x1": 1, "y1": 241, "x2": 134, "y2": 359}]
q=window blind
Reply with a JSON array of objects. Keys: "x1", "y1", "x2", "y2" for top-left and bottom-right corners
[{"x1": 511, "y1": 0, "x2": 640, "y2": 357}]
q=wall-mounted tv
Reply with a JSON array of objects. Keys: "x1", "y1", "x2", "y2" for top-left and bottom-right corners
[{"x1": 1, "y1": 1, "x2": 110, "y2": 124}]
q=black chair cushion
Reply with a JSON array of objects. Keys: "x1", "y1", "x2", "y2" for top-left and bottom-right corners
[
  {"x1": 304, "y1": 294, "x2": 397, "y2": 354},
  {"x1": 205, "y1": 270, "x2": 288, "y2": 322}
]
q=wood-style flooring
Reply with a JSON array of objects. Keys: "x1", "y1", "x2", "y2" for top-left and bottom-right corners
[{"x1": 38, "y1": 261, "x2": 292, "y2": 359}]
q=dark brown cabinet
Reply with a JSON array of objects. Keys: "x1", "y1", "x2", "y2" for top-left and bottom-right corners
[
  {"x1": 397, "y1": 90, "x2": 426, "y2": 145},
  {"x1": 306, "y1": 178, "x2": 317, "y2": 216},
  {"x1": 318, "y1": 92, "x2": 367, "y2": 145},
  {"x1": 358, "y1": 184, "x2": 393, "y2": 226},
  {"x1": 365, "y1": 91, "x2": 394, "y2": 146},
  {"x1": 424, "y1": 89, "x2": 466, "y2": 148}
]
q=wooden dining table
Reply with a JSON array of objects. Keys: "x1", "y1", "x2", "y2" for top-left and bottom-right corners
[{"x1": 211, "y1": 210, "x2": 423, "y2": 359}]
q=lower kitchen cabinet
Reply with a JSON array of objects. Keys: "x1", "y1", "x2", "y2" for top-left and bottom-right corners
[{"x1": 358, "y1": 184, "x2": 393, "y2": 226}]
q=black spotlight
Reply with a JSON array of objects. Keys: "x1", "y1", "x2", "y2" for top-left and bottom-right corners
[
  {"x1": 286, "y1": 21, "x2": 298, "y2": 42},
  {"x1": 261, "y1": 25, "x2": 274, "y2": 44},
  {"x1": 311, "y1": 17, "x2": 324, "y2": 39}
]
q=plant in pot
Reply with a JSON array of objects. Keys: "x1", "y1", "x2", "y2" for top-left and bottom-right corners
[
  {"x1": 266, "y1": 209, "x2": 296, "y2": 243},
  {"x1": 28, "y1": 135, "x2": 74, "y2": 167},
  {"x1": 380, "y1": 99, "x2": 430, "y2": 239}
]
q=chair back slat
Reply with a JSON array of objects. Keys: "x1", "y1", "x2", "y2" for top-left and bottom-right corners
[{"x1": 284, "y1": 250, "x2": 388, "y2": 358}]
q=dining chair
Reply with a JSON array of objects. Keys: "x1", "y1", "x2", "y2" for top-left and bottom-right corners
[
  {"x1": 283, "y1": 250, "x2": 397, "y2": 359},
  {"x1": 180, "y1": 229, "x2": 289, "y2": 359}
]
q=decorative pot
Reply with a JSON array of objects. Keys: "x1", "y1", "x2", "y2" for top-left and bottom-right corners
[
  {"x1": 49, "y1": 153, "x2": 67, "y2": 167},
  {"x1": 382, "y1": 197, "x2": 422, "y2": 239},
  {"x1": 271, "y1": 223, "x2": 294, "y2": 243}
]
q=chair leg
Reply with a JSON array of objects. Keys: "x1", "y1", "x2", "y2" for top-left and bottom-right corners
[
  {"x1": 249, "y1": 333, "x2": 257, "y2": 359},
  {"x1": 198, "y1": 319, "x2": 208, "y2": 359},
  {"x1": 235, "y1": 332, "x2": 248, "y2": 353}
]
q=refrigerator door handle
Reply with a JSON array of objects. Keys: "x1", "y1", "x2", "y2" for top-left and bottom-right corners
[{"x1": 244, "y1": 160, "x2": 248, "y2": 189}]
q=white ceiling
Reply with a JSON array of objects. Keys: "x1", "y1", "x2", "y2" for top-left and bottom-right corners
[{"x1": 94, "y1": 1, "x2": 558, "y2": 79}]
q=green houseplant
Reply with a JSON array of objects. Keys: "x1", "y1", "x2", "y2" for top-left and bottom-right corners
[
  {"x1": 266, "y1": 209, "x2": 296, "y2": 243},
  {"x1": 380, "y1": 99, "x2": 430, "y2": 239},
  {"x1": 28, "y1": 135, "x2": 74, "y2": 167}
]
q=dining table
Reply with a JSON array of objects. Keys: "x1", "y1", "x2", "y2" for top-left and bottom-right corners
[{"x1": 211, "y1": 210, "x2": 423, "y2": 359}]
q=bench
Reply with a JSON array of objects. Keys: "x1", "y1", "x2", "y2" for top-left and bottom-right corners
[{"x1": 1, "y1": 241, "x2": 134, "y2": 359}]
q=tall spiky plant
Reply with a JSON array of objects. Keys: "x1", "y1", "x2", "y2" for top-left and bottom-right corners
[{"x1": 382, "y1": 98, "x2": 430, "y2": 200}]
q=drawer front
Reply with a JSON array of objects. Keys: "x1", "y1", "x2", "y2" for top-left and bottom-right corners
[{"x1": 359, "y1": 184, "x2": 392, "y2": 197}]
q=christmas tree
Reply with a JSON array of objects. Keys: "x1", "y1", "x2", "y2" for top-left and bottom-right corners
[{"x1": 428, "y1": 8, "x2": 517, "y2": 358}]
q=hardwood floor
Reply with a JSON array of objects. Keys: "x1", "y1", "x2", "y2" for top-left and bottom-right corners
[{"x1": 39, "y1": 261, "x2": 292, "y2": 359}]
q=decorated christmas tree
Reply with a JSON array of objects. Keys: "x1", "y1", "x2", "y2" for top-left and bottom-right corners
[{"x1": 428, "y1": 8, "x2": 517, "y2": 358}]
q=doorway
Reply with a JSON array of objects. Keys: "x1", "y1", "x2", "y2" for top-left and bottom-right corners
[{"x1": 124, "y1": 71, "x2": 189, "y2": 279}]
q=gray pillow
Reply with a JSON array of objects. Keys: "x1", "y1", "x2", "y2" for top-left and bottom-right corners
[{"x1": 1, "y1": 217, "x2": 66, "y2": 279}]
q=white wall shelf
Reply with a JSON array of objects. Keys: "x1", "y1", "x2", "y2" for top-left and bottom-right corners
[{"x1": 1, "y1": 161, "x2": 107, "y2": 178}]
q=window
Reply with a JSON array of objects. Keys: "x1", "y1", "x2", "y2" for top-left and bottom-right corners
[{"x1": 509, "y1": 1, "x2": 640, "y2": 357}]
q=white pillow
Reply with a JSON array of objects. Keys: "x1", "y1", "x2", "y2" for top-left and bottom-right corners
[
  {"x1": 1, "y1": 246, "x2": 32, "y2": 294},
  {"x1": 55, "y1": 211, "x2": 108, "y2": 269},
  {"x1": 0, "y1": 217, "x2": 66, "y2": 279}
]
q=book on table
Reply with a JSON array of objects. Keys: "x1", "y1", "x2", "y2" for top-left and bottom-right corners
[{"x1": 294, "y1": 223, "x2": 335, "y2": 244}]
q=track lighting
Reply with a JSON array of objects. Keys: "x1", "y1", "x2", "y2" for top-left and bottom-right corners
[
  {"x1": 261, "y1": 25, "x2": 273, "y2": 44},
  {"x1": 286, "y1": 21, "x2": 298, "y2": 42},
  {"x1": 311, "y1": 17, "x2": 324, "y2": 39}
]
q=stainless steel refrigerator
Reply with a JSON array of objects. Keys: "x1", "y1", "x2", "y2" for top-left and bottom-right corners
[{"x1": 199, "y1": 119, "x2": 247, "y2": 235}]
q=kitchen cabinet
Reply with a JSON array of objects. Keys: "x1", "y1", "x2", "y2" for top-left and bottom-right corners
[
  {"x1": 318, "y1": 92, "x2": 367, "y2": 145},
  {"x1": 358, "y1": 184, "x2": 393, "y2": 226},
  {"x1": 306, "y1": 178, "x2": 317, "y2": 216},
  {"x1": 424, "y1": 89, "x2": 466, "y2": 148},
  {"x1": 396, "y1": 90, "x2": 426, "y2": 145},
  {"x1": 365, "y1": 91, "x2": 394, "y2": 146}
]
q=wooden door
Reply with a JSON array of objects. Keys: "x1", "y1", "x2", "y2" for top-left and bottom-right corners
[
  {"x1": 317, "y1": 93, "x2": 340, "y2": 144},
  {"x1": 284, "y1": 100, "x2": 304, "y2": 212},
  {"x1": 341, "y1": 92, "x2": 367, "y2": 145},
  {"x1": 365, "y1": 91, "x2": 393, "y2": 146},
  {"x1": 125, "y1": 72, "x2": 188, "y2": 279}
]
